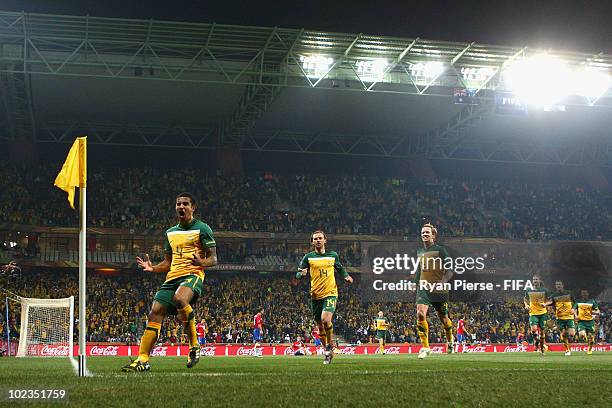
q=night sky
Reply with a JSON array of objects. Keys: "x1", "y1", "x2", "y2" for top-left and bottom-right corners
[{"x1": 2, "y1": 1, "x2": 611, "y2": 52}]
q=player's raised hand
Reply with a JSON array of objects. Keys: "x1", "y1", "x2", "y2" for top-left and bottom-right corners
[
  {"x1": 345, "y1": 275, "x2": 354, "y2": 284},
  {"x1": 298, "y1": 268, "x2": 308, "y2": 276},
  {"x1": 136, "y1": 253, "x2": 154, "y2": 272}
]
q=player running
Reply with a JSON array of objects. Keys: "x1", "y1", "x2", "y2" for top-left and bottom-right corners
[
  {"x1": 374, "y1": 311, "x2": 389, "y2": 355},
  {"x1": 123, "y1": 192, "x2": 217, "y2": 372},
  {"x1": 253, "y1": 309, "x2": 264, "y2": 357},
  {"x1": 574, "y1": 289, "x2": 599, "y2": 355},
  {"x1": 297, "y1": 230, "x2": 353, "y2": 364},
  {"x1": 312, "y1": 325, "x2": 322, "y2": 347},
  {"x1": 415, "y1": 223, "x2": 454, "y2": 359},
  {"x1": 196, "y1": 319, "x2": 207, "y2": 346},
  {"x1": 523, "y1": 275, "x2": 551, "y2": 355},
  {"x1": 456, "y1": 317, "x2": 469, "y2": 353},
  {"x1": 551, "y1": 280, "x2": 575, "y2": 356}
]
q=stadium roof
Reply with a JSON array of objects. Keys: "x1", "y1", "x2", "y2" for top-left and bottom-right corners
[{"x1": 0, "y1": 11, "x2": 611, "y2": 165}]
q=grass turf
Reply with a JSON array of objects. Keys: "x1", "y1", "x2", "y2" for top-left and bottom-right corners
[{"x1": 0, "y1": 352, "x2": 611, "y2": 407}]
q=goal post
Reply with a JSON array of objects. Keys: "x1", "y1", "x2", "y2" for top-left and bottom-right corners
[{"x1": 16, "y1": 296, "x2": 74, "y2": 357}]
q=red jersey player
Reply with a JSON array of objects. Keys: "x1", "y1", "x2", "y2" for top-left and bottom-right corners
[
  {"x1": 456, "y1": 317, "x2": 468, "y2": 352},
  {"x1": 292, "y1": 336, "x2": 310, "y2": 356},
  {"x1": 252, "y1": 309, "x2": 264, "y2": 357},
  {"x1": 312, "y1": 326, "x2": 322, "y2": 347},
  {"x1": 196, "y1": 319, "x2": 207, "y2": 346}
]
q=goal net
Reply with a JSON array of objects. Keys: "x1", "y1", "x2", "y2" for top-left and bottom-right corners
[{"x1": 16, "y1": 296, "x2": 74, "y2": 357}]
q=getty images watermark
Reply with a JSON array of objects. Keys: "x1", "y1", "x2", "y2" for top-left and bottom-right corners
[{"x1": 368, "y1": 253, "x2": 535, "y2": 292}]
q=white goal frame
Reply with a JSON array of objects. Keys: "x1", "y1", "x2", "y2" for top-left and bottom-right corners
[{"x1": 16, "y1": 296, "x2": 74, "y2": 358}]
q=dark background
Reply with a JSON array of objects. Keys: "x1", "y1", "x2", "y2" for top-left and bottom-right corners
[{"x1": 3, "y1": 1, "x2": 611, "y2": 52}]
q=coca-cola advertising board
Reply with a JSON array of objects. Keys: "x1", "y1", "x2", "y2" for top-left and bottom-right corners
[{"x1": 21, "y1": 343, "x2": 610, "y2": 357}]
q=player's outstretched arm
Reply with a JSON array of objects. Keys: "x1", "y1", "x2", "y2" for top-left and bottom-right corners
[
  {"x1": 344, "y1": 274, "x2": 353, "y2": 283},
  {"x1": 136, "y1": 253, "x2": 171, "y2": 273}
]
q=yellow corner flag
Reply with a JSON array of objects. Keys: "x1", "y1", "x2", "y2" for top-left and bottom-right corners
[{"x1": 54, "y1": 136, "x2": 87, "y2": 209}]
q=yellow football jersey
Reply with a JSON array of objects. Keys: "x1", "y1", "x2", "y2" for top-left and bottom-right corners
[
  {"x1": 163, "y1": 219, "x2": 215, "y2": 282},
  {"x1": 525, "y1": 289, "x2": 548, "y2": 316},
  {"x1": 299, "y1": 251, "x2": 347, "y2": 300}
]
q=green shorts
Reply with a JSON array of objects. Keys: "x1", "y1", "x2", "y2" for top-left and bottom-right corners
[
  {"x1": 556, "y1": 319, "x2": 575, "y2": 331},
  {"x1": 376, "y1": 330, "x2": 387, "y2": 340},
  {"x1": 529, "y1": 314, "x2": 549, "y2": 328},
  {"x1": 153, "y1": 275, "x2": 203, "y2": 315},
  {"x1": 311, "y1": 296, "x2": 337, "y2": 321},
  {"x1": 416, "y1": 290, "x2": 449, "y2": 316},
  {"x1": 577, "y1": 320, "x2": 595, "y2": 333}
]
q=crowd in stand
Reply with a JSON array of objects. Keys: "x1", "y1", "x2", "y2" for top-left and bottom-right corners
[
  {"x1": 1, "y1": 162, "x2": 611, "y2": 241},
  {"x1": 1, "y1": 270, "x2": 609, "y2": 346}
]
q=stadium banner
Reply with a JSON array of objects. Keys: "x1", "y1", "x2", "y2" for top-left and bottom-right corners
[
  {"x1": 48, "y1": 343, "x2": 612, "y2": 357},
  {"x1": 495, "y1": 92, "x2": 528, "y2": 115}
]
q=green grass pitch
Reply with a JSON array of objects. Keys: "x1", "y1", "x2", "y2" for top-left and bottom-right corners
[{"x1": 1, "y1": 353, "x2": 611, "y2": 407}]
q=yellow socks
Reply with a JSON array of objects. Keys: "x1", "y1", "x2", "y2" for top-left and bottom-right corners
[
  {"x1": 561, "y1": 333, "x2": 569, "y2": 352},
  {"x1": 417, "y1": 320, "x2": 429, "y2": 348},
  {"x1": 323, "y1": 322, "x2": 334, "y2": 347},
  {"x1": 138, "y1": 321, "x2": 161, "y2": 362},
  {"x1": 318, "y1": 324, "x2": 326, "y2": 348},
  {"x1": 178, "y1": 305, "x2": 198, "y2": 348},
  {"x1": 379, "y1": 343, "x2": 385, "y2": 354},
  {"x1": 443, "y1": 319, "x2": 453, "y2": 343}
]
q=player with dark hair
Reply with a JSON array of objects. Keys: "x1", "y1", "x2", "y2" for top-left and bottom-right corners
[
  {"x1": 415, "y1": 223, "x2": 454, "y2": 359},
  {"x1": 123, "y1": 192, "x2": 217, "y2": 372},
  {"x1": 253, "y1": 309, "x2": 264, "y2": 357},
  {"x1": 196, "y1": 319, "x2": 207, "y2": 346},
  {"x1": 456, "y1": 316, "x2": 470, "y2": 353},
  {"x1": 297, "y1": 230, "x2": 353, "y2": 364},
  {"x1": 524, "y1": 275, "x2": 552, "y2": 355},
  {"x1": 574, "y1": 289, "x2": 599, "y2": 355},
  {"x1": 374, "y1": 311, "x2": 389, "y2": 355},
  {"x1": 551, "y1": 280, "x2": 575, "y2": 356}
]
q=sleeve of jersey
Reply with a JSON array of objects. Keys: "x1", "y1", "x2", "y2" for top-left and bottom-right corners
[
  {"x1": 297, "y1": 254, "x2": 309, "y2": 279},
  {"x1": 199, "y1": 224, "x2": 216, "y2": 248},
  {"x1": 163, "y1": 232, "x2": 172, "y2": 255},
  {"x1": 333, "y1": 252, "x2": 349, "y2": 278}
]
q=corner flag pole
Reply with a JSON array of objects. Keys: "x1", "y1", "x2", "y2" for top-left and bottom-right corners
[
  {"x1": 78, "y1": 178, "x2": 87, "y2": 376},
  {"x1": 53, "y1": 136, "x2": 88, "y2": 376},
  {"x1": 4, "y1": 297, "x2": 9, "y2": 356}
]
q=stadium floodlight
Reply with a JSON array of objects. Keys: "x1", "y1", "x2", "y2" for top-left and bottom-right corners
[
  {"x1": 410, "y1": 61, "x2": 445, "y2": 79},
  {"x1": 503, "y1": 55, "x2": 572, "y2": 106},
  {"x1": 572, "y1": 67, "x2": 611, "y2": 102},
  {"x1": 356, "y1": 59, "x2": 388, "y2": 81},
  {"x1": 299, "y1": 55, "x2": 334, "y2": 78}
]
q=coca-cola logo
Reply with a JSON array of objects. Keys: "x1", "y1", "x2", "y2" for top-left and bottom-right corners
[
  {"x1": 430, "y1": 346, "x2": 445, "y2": 354},
  {"x1": 377, "y1": 347, "x2": 400, "y2": 354},
  {"x1": 283, "y1": 347, "x2": 294, "y2": 356},
  {"x1": 150, "y1": 346, "x2": 168, "y2": 356},
  {"x1": 200, "y1": 346, "x2": 216, "y2": 356},
  {"x1": 503, "y1": 345, "x2": 527, "y2": 353},
  {"x1": 466, "y1": 346, "x2": 487, "y2": 353},
  {"x1": 90, "y1": 345, "x2": 119, "y2": 356},
  {"x1": 339, "y1": 347, "x2": 356, "y2": 355},
  {"x1": 236, "y1": 347, "x2": 256, "y2": 356},
  {"x1": 40, "y1": 345, "x2": 70, "y2": 356}
]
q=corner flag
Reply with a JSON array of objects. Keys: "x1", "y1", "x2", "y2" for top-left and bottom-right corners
[
  {"x1": 53, "y1": 136, "x2": 89, "y2": 376},
  {"x1": 54, "y1": 137, "x2": 87, "y2": 209}
]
